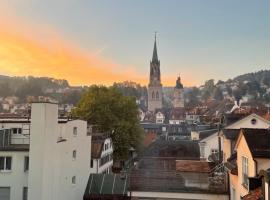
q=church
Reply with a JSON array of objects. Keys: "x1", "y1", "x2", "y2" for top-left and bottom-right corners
[{"x1": 147, "y1": 35, "x2": 184, "y2": 112}]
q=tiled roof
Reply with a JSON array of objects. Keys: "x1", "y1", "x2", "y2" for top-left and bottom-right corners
[
  {"x1": 243, "y1": 187, "x2": 263, "y2": 200},
  {"x1": 141, "y1": 139, "x2": 200, "y2": 160},
  {"x1": 223, "y1": 129, "x2": 240, "y2": 140},
  {"x1": 176, "y1": 160, "x2": 215, "y2": 173},
  {"x1": 242, "y1": 128, "x2": 270, "y2": 158},
  {"x1": 91, "y1": 140, "x2": 104, "y2": 159},
  {"x1": 199, "y1": 129, "x2": 218, "y2": 140}
]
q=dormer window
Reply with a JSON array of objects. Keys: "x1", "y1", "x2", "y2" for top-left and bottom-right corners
[{"x1": 251, "y1": 118, "x2": 257, "y2": 125}]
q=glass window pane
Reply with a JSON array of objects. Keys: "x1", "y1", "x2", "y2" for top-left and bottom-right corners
[
  {"x1": 0, "y1": 157, "x2": 4, "y2": 170},
  {"x1": 5, "y1": 157, "x2": 11, "y2": 170}
]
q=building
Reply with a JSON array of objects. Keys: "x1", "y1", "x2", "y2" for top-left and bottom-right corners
[
  {"x1": 243, "y1": 169, "x2": 270, "y2": 200},
  {"x1": 173, "y1": 76, "x2": 184, "y2": 108},
  {"x1": 155, "y1": 111, "x2": 165, "y2": 124},
  {"x1": 225, "y1": 129, "x2": 270, "y2": 200},
  {"x1": 199, "y1": 113, "x2": 270, "y2": 162},
  {"x1": 129, "y1": 139, "x2": 229, "y2": 200},
  {"x1": 90, "y1": 133, "x2": 113, "y2": 174},
  {"x1": 148, "y1": 34, "x2": 163, "y2": 112},
  {"x1": 0, "y1": 103, "x2": 92, "y2": 200}
]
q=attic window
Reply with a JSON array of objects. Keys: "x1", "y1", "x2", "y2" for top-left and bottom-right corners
[{"x1": 251, "y1": 118, "x2": 257, "y2": 125}]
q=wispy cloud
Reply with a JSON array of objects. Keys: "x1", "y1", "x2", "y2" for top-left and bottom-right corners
[{"x1": 0, "y1": 2, "x2": 198, "y2": 87}]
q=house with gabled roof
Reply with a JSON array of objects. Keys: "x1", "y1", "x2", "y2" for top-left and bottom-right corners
[{"x1": 225, "y1": 129, "x2": 270, "y2": 200}]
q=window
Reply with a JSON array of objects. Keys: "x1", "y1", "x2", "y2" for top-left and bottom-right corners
[
  {"x1": 0, "y1": 157, "x2": 12, "y2": 171},
  {"x1": 251, "y1": 118, "x2": 257, "y2": 125},
  {"x1": 72, "y1": 150, "x2": 76, "y2": 160},
  {"x1": 73, "y1": 127, "x2": 77, "y2": 136},
  {"x1": 90, "y1": 159, "x2": 93, "y2": 168},
  {"x1": 23, "y1": 187, "x2": 28, "y2": 200},
  {"x1": 12, "y1": 128, "x2": 22, "y2": 134},
  {"x1": 242, "y1": 156, "x2": 248, "y2": 187},
  {"x1": 100, "y1": 153, "x2": 112, "y2": 167},
  {"x1": 152, "y1": 91, "x2": 155, "y2": 99},
  {"x1": 24, "y1": 156, "x2": 29, "y2": 172},
  {"x1": 211, "y1": 149, "x2": 219, "y2": 154},
  {"x1": 72, "y1": 176, "x2": 76, "y2": 184},
  {"x1": 156, "y1": 91, "x2": 159, "y2": 99}
]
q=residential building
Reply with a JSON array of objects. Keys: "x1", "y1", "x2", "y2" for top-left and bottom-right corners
[
  {"x1": 155, "y1": 111, "x2": 165, "y2": 124},
  {"x1": 199, "y1": 113, "x2": 270, "y2": 162},
  {"x1": 225, "y1": 129, "x2": 270, "y2": 200},
  {"x1": 129, "y1": 139, "x2": 229, "y2": 200},
  {"x1": 0, "y1": 103, "x2": 92, "y2": 200},
  {"x1": 90, "y1": 133, "x2": 113, "y2": 174}
]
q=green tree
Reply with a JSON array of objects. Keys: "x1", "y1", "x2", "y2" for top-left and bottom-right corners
[{"x1": 72, "y1": 85, "x2": 144, "y2": 160}]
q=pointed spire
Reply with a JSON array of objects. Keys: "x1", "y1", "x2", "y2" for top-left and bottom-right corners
[{"x1": 152, "y1": 32, "x2": 159, "y2": 62}]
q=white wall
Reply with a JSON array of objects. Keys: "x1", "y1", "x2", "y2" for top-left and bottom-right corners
[
  {"x1": 0, "y1": 151, "x2": 28, "y2": 200},
  {"x1": 131, "y1": 191, "x2": 229, "y2": 200},
  {"x1": 28, "y1": 103, "x2": 92, "y2": 200},
  {"x1": 200, "y1": 132, "x2": 223, "y2": 161}
]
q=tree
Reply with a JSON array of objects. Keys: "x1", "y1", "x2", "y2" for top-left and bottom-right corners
[
  {"x1": 72, "y1": 85, "x2": 144, "y2": 160},
  {"x1": 213, "y1": 87, "x2": 224, "y2": 101}
]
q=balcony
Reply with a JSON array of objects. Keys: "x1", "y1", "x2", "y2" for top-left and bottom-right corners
[{"x1": 0, "y1": 129, "x2": 30, "y2": 151}]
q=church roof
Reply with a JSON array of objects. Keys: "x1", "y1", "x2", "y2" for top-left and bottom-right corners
[{"x1": 152, "y1": 34, "x2": 159, "y2": 63}]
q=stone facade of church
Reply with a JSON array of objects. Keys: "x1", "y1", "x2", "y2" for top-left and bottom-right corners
[
  {"x1": 148, "y1": 35, "x2": 163, "y2": 111},
  {"x1": 173, "y1": 76, "x2": 184, "y2": 108}
]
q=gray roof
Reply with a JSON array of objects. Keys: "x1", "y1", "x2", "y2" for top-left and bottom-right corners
[{"x1": 84, "y1": 174, "x2": 129, "y2": 199}]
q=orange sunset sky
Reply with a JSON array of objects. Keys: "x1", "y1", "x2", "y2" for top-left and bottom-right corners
[
  {"x1": 0, "y1": 1, "x2": 268, "y2": 87},
  {"x1": 0, "y1": 2, "x2": 192, "y2": 87}
]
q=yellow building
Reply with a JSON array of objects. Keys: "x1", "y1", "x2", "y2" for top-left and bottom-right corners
[{"x1": 225, "y1": 129, "x2": 270, "y2": 200}]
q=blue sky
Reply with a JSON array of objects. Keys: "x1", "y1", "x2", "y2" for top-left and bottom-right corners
[{"x1": 1, "y1": 0, "x2": 270, "y2": 86}]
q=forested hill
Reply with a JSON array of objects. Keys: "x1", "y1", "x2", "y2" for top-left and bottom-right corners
[{"x1": 232, "y1": 70, "x2": 270, "y2": 86}]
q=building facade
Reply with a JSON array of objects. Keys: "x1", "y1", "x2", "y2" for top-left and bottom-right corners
[
  {"x1": 173, "y1": 76, "x2": 184, "y2": 108},
  {"x1": 148, "y1": 34, "x2": 163, "y2": 112},
  {"x1": 0, "y1": 103, "x2": 93, "y2": 200}
]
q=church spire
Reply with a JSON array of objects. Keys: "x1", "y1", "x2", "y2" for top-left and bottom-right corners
[{"x1": 152, "y1": 32, "x2": 159, "y2": 62}]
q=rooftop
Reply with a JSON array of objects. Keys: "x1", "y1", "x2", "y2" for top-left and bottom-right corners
[{"x1": 242, "y1": 128, "x2": 270, "y2": 158}]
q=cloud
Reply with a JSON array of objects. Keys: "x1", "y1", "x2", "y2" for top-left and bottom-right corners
[
  {"x1": 0, "y1": 3, "x2": 197, "y2": 87},
  {"x1": 0, "y1": 6, "x2": 150, "y2": 86}
]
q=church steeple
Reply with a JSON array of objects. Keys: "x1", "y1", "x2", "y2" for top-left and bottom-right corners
[
  {"x1": 148, "y1": 33, "x2": 162, "y2": 111},
  {"x1": 152, "y1": 32, "x2": 159, "y2": 63}
]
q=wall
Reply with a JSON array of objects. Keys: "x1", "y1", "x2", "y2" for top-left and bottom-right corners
[
  {"x1": 227, "y1": 115, "x2": 270, "y2": 129},
  {"x1": 0, "y1": 151, "x2": 28, "y2": 200},
  {"x1": 131, "y1": 191, "x2": 229, "y2": 200},
  {"x1": 200, "y1": 132, "x2": 222, "y2": 161},
  {"x1": 28, "y1": 103, "x2": 59, "y2": 200},
  {"x1": 98, "y1": 138, "x2": 113, "y2": 174},
  {"x1": 223, "y1": 137, "x2": 232, "y2": 162},
  {"x1": 236, "y1": 134, "x2": 255, "y2": 198},
  {"x1": 148, "y1": 86, "x2": 162, "y2": 111},
  {"x1": 28, "y1": 103, "x2": 92, "y2": 200}
]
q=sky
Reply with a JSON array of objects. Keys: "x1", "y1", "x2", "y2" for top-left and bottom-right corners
[{"x1": 0, "y1": 0, "x2": 270, "y2": 86}]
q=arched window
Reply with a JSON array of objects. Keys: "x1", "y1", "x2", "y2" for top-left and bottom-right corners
[
  {"x1": 156, "y1": 91, "x2": 159, "y2": 99},
  {"x1": 152, "y1": 91, "x2": 155, "y2": 99}
]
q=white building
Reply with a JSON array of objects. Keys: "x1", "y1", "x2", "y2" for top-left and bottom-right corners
[
  {"x1": 199, "y1": 113, "x2": 270, "y2": 161},
  {"x1": 90, "y1": 134, "x2": 113, "y2": 174},
  {"x1": 155, "y1": 111, "x2": 165, "y2": 124},
  {"x1": 0, "y1": 103, "x2": 93, "y2": 200}
]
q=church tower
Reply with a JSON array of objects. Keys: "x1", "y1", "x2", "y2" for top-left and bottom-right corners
[
  {"x1": 173, "y1": 76, "x2": 184, "y2": 108},
  {"x1": 148, "y1": 34, "x2": 163, "y2": 111}
]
